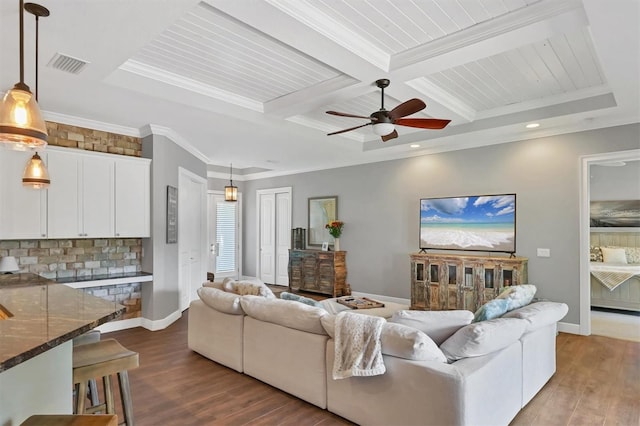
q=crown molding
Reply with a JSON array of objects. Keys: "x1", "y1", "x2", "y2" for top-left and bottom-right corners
[
  {"x1": 140, "y1": 124, "x2": 211, "y2": 164},
  {"x1": 392, "y1": 0, "x2": 584, "y2": 70},
  {"x1": 43, "y1": 111, "x2": 141, "y2": 137},
  {"x1": 120, "y1": 60, "x2": 264, "y2": 112},
  {"x1": 265, "y1": 0, "x2": 390, "y2": 71},
  {"x1": 207, "y1": 170, "x2": 247, "y2": 181}
]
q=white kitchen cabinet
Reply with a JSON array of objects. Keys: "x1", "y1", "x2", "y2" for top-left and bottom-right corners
[
  {"x1": 0, "y1": 150, "x2": 48, "y2": 240},
  {"x1": 47, "y1": 149, "x2": 114, "y2": 238},
  {"x1": 115, "y1": 157, "x2": 150, "y2": 237}
]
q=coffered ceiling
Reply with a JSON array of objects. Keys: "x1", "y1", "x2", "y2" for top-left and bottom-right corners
[{"x1": 0, "y1": 0, "x2": 638, "y2": 179}]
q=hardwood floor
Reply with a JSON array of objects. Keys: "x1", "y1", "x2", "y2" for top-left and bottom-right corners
[{"x1": 105, "y1": 313, "x2": 639, "y2": 426}]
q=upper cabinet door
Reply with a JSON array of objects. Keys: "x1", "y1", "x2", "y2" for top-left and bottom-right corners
[
  {"x1": 82, "y1": 155, "x2": 115, "y2": 238},
  {"x1": 115, "y1": 158, "x2": 150, "y2": 237},
  {"x1": 0, "y1": 150, "x2": 47, "y2": 240},
  {"x1": 47, "y1": 150, "x2": 81, "y2": 238}
]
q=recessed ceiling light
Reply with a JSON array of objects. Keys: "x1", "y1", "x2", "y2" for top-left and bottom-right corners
[
  {"x1": 410, "y1": 144, "x2": 420, "y2": 148},
  {"x1": 525, "y1": 123, "x2": 540, "y2": 129}
]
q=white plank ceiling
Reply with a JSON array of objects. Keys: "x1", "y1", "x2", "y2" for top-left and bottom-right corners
[{"x1": 0, "y1": 0, "x2": 637, "y2": 176}]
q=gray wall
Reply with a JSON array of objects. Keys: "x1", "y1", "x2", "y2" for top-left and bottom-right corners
[
  {"x1": 242, "y1": 123, "x2": 640, "y2": 325},
  {"x1": 142, "y1": 134, "x2": 207, "y2": 321},
  {"x1": 591, "y1": 160, "x2": 640, "y2": 200}
]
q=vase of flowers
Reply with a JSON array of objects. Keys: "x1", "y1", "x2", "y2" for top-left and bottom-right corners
[{"x1": 325, "y1": 220, "x2": 344, "y2": 251}]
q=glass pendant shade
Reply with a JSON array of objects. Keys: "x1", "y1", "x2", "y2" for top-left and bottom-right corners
[
  {"x1": 22, "y1": 152, "x2": 50, "y2": 188},
  {"x1": 372, "y1": 122, "x2": 395, "y2": 136},
  {"x1": 225, "y1": 184, "x2": 238, "y2": 202},
  {"x1": 0, "y1": 83, "x2": 48, "y2": 149}
]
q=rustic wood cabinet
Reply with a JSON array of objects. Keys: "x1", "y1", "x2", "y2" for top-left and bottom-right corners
[
  {"x1": 288, "y1": 249, "x2": 349, "y2": 297},
  {"x1": 410, "y1": 253, "x2": 528, "y2": 312}
]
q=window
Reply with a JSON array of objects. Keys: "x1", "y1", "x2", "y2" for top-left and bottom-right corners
[{"x1": 215, "y1": 201, "x2": 236, "y2": 274}]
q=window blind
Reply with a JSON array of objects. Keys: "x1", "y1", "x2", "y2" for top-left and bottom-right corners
[{"x1": 216, "y1": 202, "x2": 236, "y2": 273}]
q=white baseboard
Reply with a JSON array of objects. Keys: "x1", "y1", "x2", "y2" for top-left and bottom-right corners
[
  {"x1": 558, "y1": 321, "x2": 581, "y2": 335},
  {"x1": 97, "y1": 310, "x2": 182, "y2": 333}
]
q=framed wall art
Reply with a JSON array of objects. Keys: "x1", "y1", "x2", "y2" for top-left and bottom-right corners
[
  {"x1": 167, "y1": 185, "x2": 178, "y2": 244},
  {"x1": 308, "y1": 196, "x2": 337, "y2": 246}
]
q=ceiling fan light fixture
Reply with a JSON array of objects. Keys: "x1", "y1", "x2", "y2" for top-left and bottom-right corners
[{"x1": 372, "y1": 122, "x2": 395, "y2": 136}]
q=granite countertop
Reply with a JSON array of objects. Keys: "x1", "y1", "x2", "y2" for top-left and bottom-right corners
[
  {"x1": 53, "y1": 271, "x2": 153, "y2": 284},
  {"x1": 0, "y1": 273, "x2": 124, "y2": 372}
]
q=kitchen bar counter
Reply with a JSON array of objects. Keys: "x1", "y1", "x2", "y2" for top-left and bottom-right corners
[{"x1": 0, "y1": 273, "x2": 124, "y2": 372}]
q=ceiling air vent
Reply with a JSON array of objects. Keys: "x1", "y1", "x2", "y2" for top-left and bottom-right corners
[{"x1": 47, "y1": 52, "x2": 89, "y2": 74}]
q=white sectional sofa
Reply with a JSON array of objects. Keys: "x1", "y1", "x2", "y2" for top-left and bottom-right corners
[{"x1": 188, "y1": 284, "x2": 568, "y2": 426}]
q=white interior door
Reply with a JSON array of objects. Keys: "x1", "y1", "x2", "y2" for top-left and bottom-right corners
[
  {"x1": 275, "y1": 192, "x2": 291, "y2": 285},
  {"x1": 179, "y1": 168, "x2": 207, "y2": 312},
  {"x1": 258, "y1": 192, "x2": 276, "y2": 284},
  {"x1": 208, "y1": 192, "x2": 240, "y2": 281},
  {"x1": 257, "y1": 187, "x2": 292, "y2": 285}
]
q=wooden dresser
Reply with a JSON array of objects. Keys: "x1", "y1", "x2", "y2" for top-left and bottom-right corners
[
  {"x1": 288, "y1": 249, "x2": 349, "y2": 297},
  {"x1": 410, "y1": 252, "x2": 528, "y2": 312}
]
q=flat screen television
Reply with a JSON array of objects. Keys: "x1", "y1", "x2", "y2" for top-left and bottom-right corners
[{"x1": 420, "y1": 194, "x2": 516, "y2": 253}]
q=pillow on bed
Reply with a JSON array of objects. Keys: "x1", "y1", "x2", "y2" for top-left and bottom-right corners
[
  {"x1": 590, "y1": 246, "x2": 603, "y2": 262},
  {"x1": 602, "y1": 247, "x2": 628, "y2": 264}
]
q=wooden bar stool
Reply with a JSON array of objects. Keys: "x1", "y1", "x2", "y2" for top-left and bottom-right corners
[
  {"x1": 21, "y1": 414, "x2": 117, "y2": 426},
  {"x1": 73, "y1": 330, "x2": 102, "y2": 407},
  {"x1": 73, "y1": 339, "x2": 138, "y2": 426}
]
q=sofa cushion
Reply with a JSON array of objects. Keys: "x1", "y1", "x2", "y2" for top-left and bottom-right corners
[
  {"x1": 496, "y1": 284, "x2": 537, "y2": 311},
  {"x1": 388, "y1": 310, "x2": 474, "y2": 345},
  {"x1": 440, "y1": 317, "x2": 527, "y2": 362},
  {"x1": 202, "y1": 281, "x2": 224, "y2": 290},
  {"x1": 280, "y1": 291, "x2": 324, "y2": 308},
  {"x1": 196, "y1": 286, "x2": 244, "y2": 315},
  {"x1": 321, "y1": 315, "x2": 446, "y2": 362},
  {"x1": 502, "y1": 301, "x2": 569, "y2": 332},
  {"x1": 240, "y1": 295, "x2": 327, "y2": 335},
  {"x1": 472, "y1": 298, "x2": 510, "y2": 322}
]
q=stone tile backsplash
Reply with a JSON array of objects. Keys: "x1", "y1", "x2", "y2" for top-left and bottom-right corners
[{"x1": 0, "y1": 238, "x2": 142, "y2": 280}]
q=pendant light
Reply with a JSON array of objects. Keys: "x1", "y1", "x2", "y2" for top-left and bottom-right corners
[
  {"x1": 225, "y1": 163, "x2": 238, "y2": 202},
  {"x1": 21, "y1": 2, "x2": 50, "y2": 189},
  {"x1": 0, "y1": 0, "x2": 48, "y2": 149}
]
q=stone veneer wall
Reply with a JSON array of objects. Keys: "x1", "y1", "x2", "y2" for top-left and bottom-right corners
[
  {"x1": 45, "y1": 121, "x2": 142, "y2": 157},
  {"x1": 0, "y1": 238, "x2": 142, "y2": 279}
]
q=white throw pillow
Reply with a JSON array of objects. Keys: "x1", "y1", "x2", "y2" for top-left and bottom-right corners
[
  {"x1": 601, "y1": 247, "x2": 628, "y2": 264},
  {"x1": 439, "y1": 317, "x2": 527, "y2": 362},
  {"x1": 388, "y1": 310, "x2": 474, "y2": 345},
  {"x1": 202, "y1": 281, "x2": 224, "y2": 290},
  {"x1": 196, "y1": 287, "x2": 244, "y2": 315},
  {"x1": 502, "y1": 301, "x2": 568, "y2": 332},
  {"x1": 240, "y1": 295, "x2": 327, "y2": 335},
  {"x1": 496, "y1": 284, "x2": 537, "y2": 311},
  {"x1": 321, "y1": 315, "x2": 447, "y2": 362}
]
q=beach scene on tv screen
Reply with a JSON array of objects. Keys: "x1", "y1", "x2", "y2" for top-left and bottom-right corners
[{"x1": 420, "y1": 195, "x2": 516, "y2": 252}]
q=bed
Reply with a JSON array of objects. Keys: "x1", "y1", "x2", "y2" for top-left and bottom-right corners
[{"x1": 590, "y1": 262, "x2": 640, "y2": 312}]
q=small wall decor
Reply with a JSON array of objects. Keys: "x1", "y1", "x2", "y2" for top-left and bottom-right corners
[
  {"x1": 308, "y1": 196, "x2": 337, "y2": 246},
  {"x1": 166, "y1": 185, "x2": 178, "y2": 243},
  {"x1": 590, "y1": 200, "x2": 640, "y2": 228}
]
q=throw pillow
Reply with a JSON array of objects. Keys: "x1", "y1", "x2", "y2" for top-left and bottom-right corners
[
  {"x1": 388, "y1": 310, "x2": 474, "y2": 345},
  {"x1": 590, "y1": 246, "x2": 603, "y2": 262},
  {"x1": 472, "y1": 298, "x2": 510, "y2": 322},
  {"x1": 502, "y1": 301, "x2": 569, "y2": 332},
  {"x1": 496, "y1": 284, "x2": 537, "y2": 311},
  {"x1": 196, "y1": 286, "x2": 244, "y2": 315},
  {"x1": 439, "y1": 317, "x2": 527, "y2": 362},
  {"x1": 222, "y1": 277, "x2": 235, "y2": 293},
  {"x1": 202, "y1": 281, "x2": 224, "y2": 290},
  {"x1": 601, "y1": 247, "x2": 628, "y2": 264},
  {"x1": 624, "y1": 247, "x2": 640, "y2": 264},
  {"x1": 280, "y1": 291, "x2": 324, "y2": 308}
]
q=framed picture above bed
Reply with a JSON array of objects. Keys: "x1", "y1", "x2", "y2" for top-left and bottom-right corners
[{"x1": 590, "y1": 200, "x2": 640, "y2": 228}]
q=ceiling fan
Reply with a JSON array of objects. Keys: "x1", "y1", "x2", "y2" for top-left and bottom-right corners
[{"x1": 326, "y1": 79, "x2": 451, "y2": 142}]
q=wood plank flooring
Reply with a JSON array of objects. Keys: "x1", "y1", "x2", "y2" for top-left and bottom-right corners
[{"x1": 105, "y1": 313, "x2": 639, "y2": 426}]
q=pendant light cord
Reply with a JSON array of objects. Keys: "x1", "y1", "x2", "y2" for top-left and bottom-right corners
[
  {"x1": 19, "y1": 0, "x2": 25, "y2": 84},
  {"x1": 35, "y1": 9, "x2": 39, "y2": 100}
]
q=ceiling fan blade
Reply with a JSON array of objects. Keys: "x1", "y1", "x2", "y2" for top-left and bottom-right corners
[
  {"x1": 394, "y1": 118, "x2": 451, "y2": 129},
  {"x1": 326, "y1": 111, "x2": 372, "y2": 120},
  {"x1": 389, "y1": 98, "x2": 426, "y2": 120},
  {"x1": 381, "y1": 129, "x2": 398, "y2": 142},
  {"x1": 327, "y1": 122, "x2": 372, "y2": 136}
]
